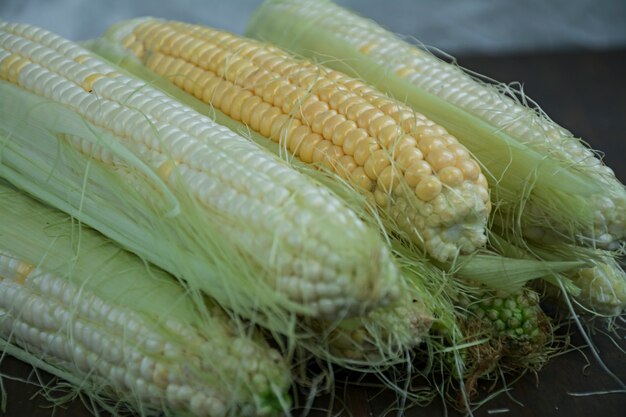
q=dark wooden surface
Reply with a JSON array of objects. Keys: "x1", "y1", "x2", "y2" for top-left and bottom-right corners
[{"x1": 1, "y1": 50, "x2": 625, "y2": 416}]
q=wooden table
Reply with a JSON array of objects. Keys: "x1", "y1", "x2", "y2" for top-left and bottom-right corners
[{"x1": 1, "y1": 49, "x2": 625, "y2": 417}]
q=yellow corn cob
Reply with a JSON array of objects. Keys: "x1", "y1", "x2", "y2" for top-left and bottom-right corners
[
  {"x1": 102, "y1": 18, "x2": 491, "y2": 262},
  {"x1": 0, "y1": 182, "x2": 291, "y2": 417},
  {"x1": 246, "y1": 0, "x2": 626, "y2": 250},
  {"x1": 0, "y1": 21, "x2": 400, "y2": 323}
]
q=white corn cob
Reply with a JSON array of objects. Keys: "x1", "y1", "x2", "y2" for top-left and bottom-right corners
[
  {"x1": 0, "y1": 21, "x2": 400, "y2": 323},
  {"x1": 0, "y1": 184, "x2": 291, "y2": 417}
]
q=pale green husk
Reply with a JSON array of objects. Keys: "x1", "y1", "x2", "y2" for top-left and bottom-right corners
[{"x1": 0, "y1": 181, "x2": 291, "y2": 416}]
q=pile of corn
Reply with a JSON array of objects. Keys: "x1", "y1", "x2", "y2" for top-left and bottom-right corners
[{"x1": 0, "y1": 0, "x2": 624, "y2": 415}]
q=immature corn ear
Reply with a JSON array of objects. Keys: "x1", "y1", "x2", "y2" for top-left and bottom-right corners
[
  {"x1": 468, "y1": 288, "x2": 549, "y2": 348},
  {"x1": 0, "y1": 21, "x2": 401, "y2": 324},
  {"x1": 247, "y1": 0, "x2": 626, "y2": 250},
  {"x1": 0, "y1": 183, "x2": 292, "y2": 417},
  {"x1": 102, "y1": 18, "x2": 491, "y2": 262},
  {"x1": 448, "y1": 287, "x2": 551, "y2": 399}
]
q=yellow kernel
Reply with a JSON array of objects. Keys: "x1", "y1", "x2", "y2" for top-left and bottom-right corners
[
  {"x1": 377, "y1": 165, "x2": 400, "y2": 193},
  {"x1": 263, "y1": 55, "x2": 288, "y2": 71},
  {"x1": 82, "y1": 73, "x2": 105, "y2": 92},
  {"x1": 353, "y1": 140, "x2": 380, "y2": 166},
  {"x1": 248, "y1": 101, "x2": 272, "y2": 129},
  {"x1": 322, "y1": 114, "x2": 345, "y2": 141},
  {"x1": 328, "y1": 90, "x2": 351, "y2": 110},
  {"x1": 356, "y1": 108, "x2": 381, "y2": 130},
  {"x1": 393, "y1": 109, "x2": 418, "y2": 131},
  {"x1": 299, "y1": 133, "x2": 324, "y2": 162},
  {"x1": 121, "y1": 34, "x2": 136, "y2": 49},
  {"x1": 269, "y1": 114, "x2": 292, "y2": 142},
  {"x1": 273, "y1": 83, "x2": 296, "y2": 109},
  {"x1": 275, "y1": 118, "x2": 301, "y2": 146},
  {"x1": 282, "y1": 89, "x2": 305, "y2": 113},
  {"x1": 240, "y1": 95, "x2": 263, "y2": 124},
  {"x1": 438, "y1": 166, "x2": 464, "y2": 187},
  {"x1": 197, "y1": 46, "x2": 222, "y2": 68},
  {"x1": 342, "y1": 128, "x2": 369, "y2": 155},
  {"x1": 332, "y1": 120, "x2": 356, "y2": 146},
  {"x1": 418, "y1": 135, "x2": 446, "y2": 155},
  {"x1": 259, "y1": 106, "x2": 283, "y2": 138},
  {"x1": 251, "y1": 73, "x2": 274, "y2": 94},
  {"x1": 210, "y1": 49, "x2": 231, "y2": 70},
  {"x1": 218, "y1": 84, "x2": 240, "y2": 115},
  {"x1": 335, "y1": 155, "x2": 358, "y2": 178},
  {"x1": 369, "y1": 114, "x2": 397, "y2": 136},
  {"x1": 321, "y1": 71, "x2": 340, "y2": 81},
  {"x1": 415, "y1": 176, "x2": 442, "y2": 201},
  {"x1": 261, "y1": 79, "x2": 287, "y2": 104},
  {"x1": 405, "y1": 161, "x2": 432, "y2": 188},
  {"x1": 310, "y1": 109, "x2": 336, "y2": 134},
  {"x1": 300, "y1": 99, "x2": 328, "y2": 123},
  {"x1": 376, "y1": 124, "x2": 401, "y2": 149},
  {"x1": 394, "y1": 135, "x2": 418, "y2": 153},
  {"x1": 448, "y1": 144, "x2": 471, "y2": 161},
  {"x1": 457, "y1": 159, "x2": 481, "y2": 181},
  {"x1": 228, "y1": 89, "x2": 253, "y2": 121},
  {"x1": 312, "y1": 140, "x2": 335, "y2": 164},
  {"x1": 412, "y1": 121, "x2": 439, "y2": 134},
  {"x1": 130, "y1": 42, "x2": 145, "y2": 60},
  {"x1": 344, "y1": 78, "x2": 368, "y2": 92},
  {"x1": 161, "y1": 32, "x2": 185, "y2": 55},
  {"x1": 337, "y1": 95, "x2": 363, "y2": 115},
  {"x1": 287, "y1": 125, "x2": 310, "y2": 153},
  {"x1": 201, "y1": 77, "x2": 222, "y2": 104},
  {"x1": 427, "y1": 148, "x2": 456, "y2": 172},
  {"x1": 211, "y1": 80, "x2": 234, "y2": 108},
  {"x1": 315, "y1": 85, "x2": 336, "y2": 102},
  {"x1": 380, "y1": 101, "x2": 402, "y2": 115},
  {"x1": 346, "y1": 102, "x2": 373, "y2": 121},
  {"x1": 364, "y1": 149, "x2": 391, "y2": 180},
  {"x1": 374, "y1": 189, "x2": 389, "y2": 207},
  {"x1": 181, "y1": 66, "x2": 202, "y2": 93},
  {"x1": 351, "y1": 167, "x2": 374, "y2": 192},
  {"x1": 396, "y1": 147, "x2": 424, "y2": 171},
  {"x1": 441, "y1": 133, "x2": 458, "y2": 146}
]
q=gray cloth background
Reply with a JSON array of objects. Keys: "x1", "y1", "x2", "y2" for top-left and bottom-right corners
[{"x1": 1, "y1": 0, "x2": 625, "y2": 54}]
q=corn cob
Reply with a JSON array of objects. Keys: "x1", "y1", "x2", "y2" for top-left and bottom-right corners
[
  {"x1": 0, "y1": 21, "x2": 401, "y2": 325},
  {"x1": 568, "y1": 259, "x2": 626, "y2": 316},
  {"x1": 247, "y1": 0, "x2": 626, "y2": 250},
  {"x1": 453, "y1": 286, "x2": 551, "y2": 399},
  {"x1": 98, "y1": 18, "x2": 491, "y2": 262},
  {"x1": 467, "y1": 288, "x2": 549, "y2": 346},
  {"x1": 0, "y1": 182, "x2": 291, "y2": 417}
]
